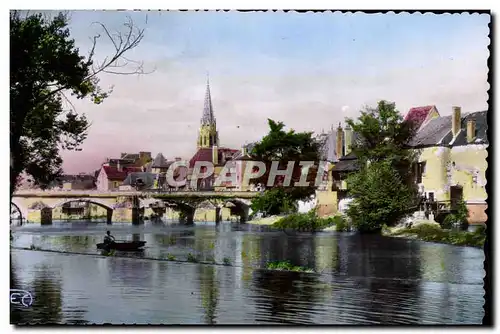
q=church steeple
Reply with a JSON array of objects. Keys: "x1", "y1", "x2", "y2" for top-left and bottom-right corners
[{"x1": 197, "y1": 74, "x2": 219, "y2": 149}]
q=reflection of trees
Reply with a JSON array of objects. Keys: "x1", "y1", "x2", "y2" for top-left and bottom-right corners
[
  {"x1": 10, "y1": 258, "x2": 66, "y2": 324},
  {"x1": 10, "y1": 254, "x2": 23, "y2": 324},
  {"x1": 259, "y1": 234, "x2": 316, "y2": 270},
  {"x1": 11, "y1": 253, "x2": 90, "y2": 325},
  {"x1": 197, "y1": 265, "x2": 219, "y2": 324},
  {"x1": 52, "y1": 235, "x2": 94, "y2": 252},
  {"x1": 340, "y1": 235, "x2": 423, "y2": 324},
  {"x1": 314, "y1": 236, "x2": 339, "y2": 273},
  {"x1": 252, "y1": 270, "x2": 325, "y2": 324}
]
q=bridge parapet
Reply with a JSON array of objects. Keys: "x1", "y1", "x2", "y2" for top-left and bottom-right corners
[{"x1": 13, "y1": 189, "x2": 262, "y2": 199}]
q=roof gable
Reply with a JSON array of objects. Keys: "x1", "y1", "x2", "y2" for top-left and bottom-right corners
[
  {"x1": 405, "y1": 105, "x2": 436, "y2": 131},
  {"x1": 152, "y1": 153, "x2": 169, "y2": 168}
]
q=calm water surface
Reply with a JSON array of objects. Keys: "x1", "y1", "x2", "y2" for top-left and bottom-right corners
[{"x1": 10, "y1": 221, "x2": 485, "y2": 325}]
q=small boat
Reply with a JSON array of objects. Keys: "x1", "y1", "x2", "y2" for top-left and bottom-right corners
[{"x1": 96, "y1": 241, "x2": 146, "y2": 251}]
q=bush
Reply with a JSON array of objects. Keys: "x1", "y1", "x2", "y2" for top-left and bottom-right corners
[
  {"x1": 266, "y1": 260, "x2": 314, "y2": 272},
  {"x1": 346, "y1": 161, "x2": 415, "y2": 234},
  {"x1": 442, "y1": 214, "x2": 457, "y2": 229},
  {"x1": 187, "y1": 253, "x2": 198, "y2": 263},
  {"x1": 272, "y1": 210, "x2": 336, "y2": 232},
  {"x1": 250, "y1": 188, "x2": 298, "y2": 217},
  {"x1": 332, "y1": 215, "x2": 350, "y2": 232}
]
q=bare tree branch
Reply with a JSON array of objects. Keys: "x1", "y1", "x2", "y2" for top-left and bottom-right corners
[{"x1": 38, "y1": 14, "x2": 153, "y2": 107}]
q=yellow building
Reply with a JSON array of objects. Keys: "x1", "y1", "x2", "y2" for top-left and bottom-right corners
[
  {"x1": 328, "y1": 105, "x2": 488, "y2": 224},
  {"x1": 411, "y1": 107, "x2": 488, "y2": 224}
]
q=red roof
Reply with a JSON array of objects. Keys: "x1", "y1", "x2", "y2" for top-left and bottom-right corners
[
  {"x1": 102, "y1": 166, "x2": 142, "y2": 181},
  {"x1": 189, "y1": 147, "x2": 239, "y2": 168},
  {"x1": 404, "y1": 105, "x2": 435, "y2": 130}
]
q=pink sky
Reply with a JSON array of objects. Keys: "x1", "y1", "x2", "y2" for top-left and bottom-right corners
[{"x1": 59, "y1": 11, "x2": 490, "y2": 174}]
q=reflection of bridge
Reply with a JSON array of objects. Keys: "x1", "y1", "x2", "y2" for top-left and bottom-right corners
[{"x1": 12, "y1": 190, "x2": 261, "y2": 225}]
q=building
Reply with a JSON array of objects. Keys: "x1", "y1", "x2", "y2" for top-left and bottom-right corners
[
  {"x1": 96, "y1": 151, "x2": 153, "y2": 191},
  {"x1": 410, "y1": 107, "x2": 488, "y2": 224},
  {"x1": 329, "y1": 105, "x2": 488, "y2": 225},
  {"x1": 45, "y1": 174, "x2": 96, "y2": 190},
  {"x1": 197, "y1": 78, "x2": 220, "y2": 149},
  {"x1": 188, "y1": 77, "x2": 240, "y2": 191},
  {"x1": 95, "y1": 165, "x2": 142, "y2": 191}
]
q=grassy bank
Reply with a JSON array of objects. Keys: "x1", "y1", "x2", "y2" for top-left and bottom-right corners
[
  {"x1": 247, "y1": 210, "x2": 351, "y2": 232},
  {"x1": 246, "y1": 215, "x2": 284, "y2": 226},
  {"x1": 384, "y1": 222, "x2": 486, "y2": 248},
  {"x1": 272, "y1": 211, "x2": 350, "y2": 232}
]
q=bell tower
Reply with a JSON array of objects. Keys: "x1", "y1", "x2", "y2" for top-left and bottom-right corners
[{"x1": 197, "y1": 75, "x2": 219, "y2": 148}]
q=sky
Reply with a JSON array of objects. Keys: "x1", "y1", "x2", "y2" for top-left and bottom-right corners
[{"x1": 58, "y1": 11, "x2": 490, "y2": 174}]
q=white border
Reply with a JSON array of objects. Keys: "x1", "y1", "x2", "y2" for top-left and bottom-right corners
[{"x1": 3, "y1": 1, "x2": 496, "y2": 332}]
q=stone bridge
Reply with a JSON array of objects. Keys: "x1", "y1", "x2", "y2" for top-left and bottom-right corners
[{"x1": 11, "y1": 190, "x2": 259, "y2": 225}]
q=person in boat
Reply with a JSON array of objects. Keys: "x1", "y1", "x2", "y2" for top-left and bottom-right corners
[{"x1": 104, "y1": 231, "x2": 115, "y2": 244}]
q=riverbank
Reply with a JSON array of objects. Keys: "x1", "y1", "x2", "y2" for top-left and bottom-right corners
[
  {"x1": 246, "y1": 215, "x2": 283, "y2": 226},
  {"x1": 383, "y1": 220, "x2": 486, "y2": 248},
  {"x1": 247, "y1": 212, "x2": 347, "y2": 231}
]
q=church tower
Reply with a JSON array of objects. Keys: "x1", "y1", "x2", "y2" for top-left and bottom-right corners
[{"x1": 197, "y1": 76, "x2": 219, "y2": 148}]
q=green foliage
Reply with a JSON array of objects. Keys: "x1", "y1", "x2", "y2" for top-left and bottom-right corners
[
  {"x1": 272, "y1": 210, "x2": 337, "y2": 232},
  {"x1": 250, "y1": 188, "x2": 297, "y2": 217},
  {"x1": 187, "y1": 253, "x2": 198, "y2": 263},
  {"x1": 332, "y1": 215, "x2": 350, "y2": 232},
  {"x1": 266, "y1": 261, "x2": 314, "y2": 272},
  {"x1": 455, "y1": 200, "x2": 470, "y2": 230},
  {"x1": 10, "y1": 11, "x2": 145, "y2": 194},
  {"x1": 346, "y1": 160, "x2": 415, "y2": 233},
  {"x1": 249, "y1": 119, "x2": 323, "y2": 215},
  {"x1": 345, "y1": 100, "x2": 419, "y2": 182},
  {"x1": 442, "y1": 201, "x2": 470, "y2": 230},
  {"x1": 222, "y1": 257, "x2": 232, "y2": 266},
  {"x1": 166, "y1": 253, "x2": 176, "y2": 261},
  {"x1": 343, "y1": 101, "x2": 419, "y2": 233},
  {"x1": 391, "y1": 223, "x2": 485, "y2": 248}
]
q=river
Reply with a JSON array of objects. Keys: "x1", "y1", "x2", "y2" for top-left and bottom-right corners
[{"x1": 10, "y1": 220, "x2": 485, "y2": 325}]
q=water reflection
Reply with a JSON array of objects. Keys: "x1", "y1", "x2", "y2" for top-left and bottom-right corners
[
  {"x1": 197, "y1": 265, "x2": 219, "y2": 324},
  {"x1": 10, "y1": 221, "x2": 485, "y2": 325}
]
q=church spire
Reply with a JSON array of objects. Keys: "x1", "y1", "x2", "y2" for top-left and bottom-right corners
[
  {"x1": 201, "y1": 73, "x2": 215, "y2": 126},
  {"x1": 197, "y1": 74, "x2": 219, "y2": 149}
]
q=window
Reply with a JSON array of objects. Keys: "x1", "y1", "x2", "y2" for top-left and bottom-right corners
[
  {"x1": 428, "y1": 192, "x2": 435, "y2": 202},
  {"x1": 416, "y1": 161, "x2": 426, "y2": 184},
  {"x1": 421, "y1": 161, "x2": 427, "y2": 175}
]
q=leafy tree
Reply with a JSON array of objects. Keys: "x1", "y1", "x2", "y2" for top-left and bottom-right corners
[
  {"x1": 250, "y1": 188, "x2": 297, "y2": 217},
  {"x1": 346, "y1": 160, "x2": 415, "y2": 233},
  {"x1": 346, "y1": 100, "x2": 419, "y2": 184},
  {"x1": 344, "y1": 101, "x2": 420, "y2": 233},
  {"x1": 249, "y1": 119, "x2": 322, "y2": 215},
  {"x1": 10, "y1": 11, "x2": 149, "y2": 196}
]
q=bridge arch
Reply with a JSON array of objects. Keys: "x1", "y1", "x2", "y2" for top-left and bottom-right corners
[
  {"x1": 11, "y1": 198, "x2": 28, "y2": 224},
  {"x1": 225, "y1": 199, "x2": 252, "y2": 222},
  {"x1": 50, "y1": 198, "x2": 115, "y2": 211},
  {"x1": 51, "y1": 198, "x2": 115, "y2": 223}
]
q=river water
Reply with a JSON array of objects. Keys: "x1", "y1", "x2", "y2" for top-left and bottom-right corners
[{"x1": 10, "y1": 221, "x2": 485, "y2": 325}]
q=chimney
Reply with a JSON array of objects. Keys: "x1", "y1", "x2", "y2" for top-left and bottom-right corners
[
  {"x1": 344, "y1": 125, "x2": 353, "y2": 156},
  {"x1": 175, "y1": 157, "x2": 182, "y2": 162},
  {"x1": 241, "y1": 145, "x2": 247, "y2": 156},
  {"x1": 212, "y1": 145, "x2": 218, "y2": 165},
  {"x1": 452, "y1": 106, "x2": 461, "y2": 137},
  {"x1": 117, "y1": 160, "x2": 122, "y2": 172},
  {"x1": 336, "y1": 123, "x2": 344, "y2": 160},
  {"x1": 467, "y1": 118, "x2": 476, "y2": 143}
]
